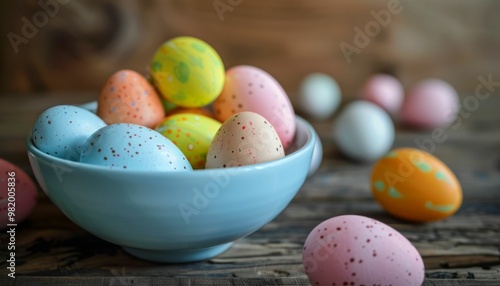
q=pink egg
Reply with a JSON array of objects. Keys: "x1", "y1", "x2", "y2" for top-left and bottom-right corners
[
  {"x1": 361, "y1": 74, "x2": 404, "y2": 114},
  {"x1": 401, "y1": 79, "x2": 459, "y2": 129},
  {"x1": 303, "y1": 215, "x2": 425, "y2": 286},
  {"x1": 213, "y1": 65, "x2": 296, "y2": 149},
  {"x1": 0, "y1": 158, "x2": 38, "y2": 230}
]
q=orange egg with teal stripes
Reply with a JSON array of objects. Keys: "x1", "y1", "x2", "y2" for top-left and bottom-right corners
[
  {"x1": 370, "y1": 148, "x2": 462, "y2": 222},
  {"x1": 155, "y1": 113, "x2": 221, "y2": 169},
  {"x1": 150, "y1": 36, "x2": 225, "y2": 108}
]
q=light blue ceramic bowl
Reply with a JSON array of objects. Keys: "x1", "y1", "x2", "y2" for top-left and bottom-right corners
[{"x1": 26, "y1": 116, "x2": 318, "y2": 263}]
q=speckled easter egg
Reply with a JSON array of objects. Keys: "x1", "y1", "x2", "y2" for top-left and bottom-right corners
[
  {"x1": 150, "y1": 36, "x2": 225, "y2": 108},
  {"x1": 0, "y1": 158, "x2": 38, "y2": 230},
  {"x1": 32, "y1": 105, "x2": 106, "y2": 160},
  {"x1": 213, "y1": 65, "x2": 296, "y2": 149},
  {"x1": 97, "y1": 70, "x2": 165, "y2": 128},
  {"x1": 80, "y1": 123, "x2": 192, "y2": 171},
  {"x1": 155, "y1": 113, "x2": 221, "y2": 169},
  {"x1": 371, "y1": 148, "x2": 462, "y2": 222},
  {"x1": 303, "y1": 215, "x2": 425, "y2": 286},
  {"x1": 205, "y1": 112, "x2": 285, "y2": 168},
  {"x1": 166, "y1": 107, "x2": 214, "y2": 119}
]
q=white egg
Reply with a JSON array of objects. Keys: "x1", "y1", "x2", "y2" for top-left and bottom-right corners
[
  {"x1": 299, "y1": 73, "x2": 341, "y2": 120},
  {"x1": 333, "y1": 101, "x2": 394, "y2": 162}
]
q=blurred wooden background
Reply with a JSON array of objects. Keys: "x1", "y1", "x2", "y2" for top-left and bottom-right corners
[{"x1": 1, "y1": 0, "x2": 500, "y2": 105}]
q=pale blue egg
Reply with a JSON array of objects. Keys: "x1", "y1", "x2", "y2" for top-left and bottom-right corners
[
  {"x1": 32, "y1": 105, "x2": 106, "y2": 160},
  {"x1": 333, "y1": 101, "x2": 394, "y2": 162},
  {"x1": 80, "y1": 123, "x2": 193, "y2": 171},
  {"x1": 299, "y1": 73, "x2": 342, "y2": 120}
]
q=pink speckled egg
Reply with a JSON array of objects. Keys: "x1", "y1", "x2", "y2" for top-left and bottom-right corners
[
  {"x1": 0, "y1": 158, "x2": 38, "y2": 230},
  {"x1": 213, "y1": 65, "x2": 296, "y2": 149},
  {"x1": 361, "y1": 74, "x2": 404, "y2": 114},
  {"x1": 205, "y1": 112, "x2": 285, "y2": 168},
  {"x1": 401, "y1": 79, "x2": 459, "y2": 129},
  {"x1": 98, "y1": 70, "x2": 165, "y2": 128},
  {"x1": 302, "y1": 215, "x2": 424, "y2": 286}
]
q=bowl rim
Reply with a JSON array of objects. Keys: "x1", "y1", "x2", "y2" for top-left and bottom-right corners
[{"x1": 26, "y1": 116, "x2": 316, "y2": 177}]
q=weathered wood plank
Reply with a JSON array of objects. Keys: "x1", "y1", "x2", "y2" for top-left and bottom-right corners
[{"x1": 1, "y1": 277, "x2": 500, "y2": 286}]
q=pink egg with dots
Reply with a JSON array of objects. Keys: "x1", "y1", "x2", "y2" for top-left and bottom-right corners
[
  {"x1": 360, "y1": 74, "x2": 404, "y2": 114},
  {"x1": 0, "y1": 158, "x2": 38, "y2": 230},
  {"x1": 401, "y1": 79, "x2": 459, "y2": 129},
  {"x1": 302, "y1": 215, "x2": 424, "y2": 286},
  {"x1": 98, "y1": 70, "x2": 165, "y2": 128},
  {"x1": 213, "y1": 65, "x2": 296, "y2": 149}
]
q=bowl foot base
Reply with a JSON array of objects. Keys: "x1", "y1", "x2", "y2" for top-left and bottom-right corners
[{"x1": 123, "y1": 242, "x2": 233, "y2": 263}]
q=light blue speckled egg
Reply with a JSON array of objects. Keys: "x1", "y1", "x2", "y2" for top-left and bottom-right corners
[
  {"x1": 79, "y1": 123, "x2": 193, "y2": 171},
  {"x1": 32, "y1": 105, "x2": 107, "y2": 160}
]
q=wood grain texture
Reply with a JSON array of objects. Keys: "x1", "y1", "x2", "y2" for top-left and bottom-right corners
[
  {"x1": 0, "y1": 92, "x2": 499, "y2": 285},
  {"x1": 1, "y1": 1, "x2": 500, "y2": 102},
  {"x1": 3, "y1": 277, "x2": 500, "y2": 286}
]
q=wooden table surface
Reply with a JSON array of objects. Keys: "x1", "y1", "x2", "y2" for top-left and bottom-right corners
[{"x1": 0, "y1": 93, "x2": 499, "y2": 285}]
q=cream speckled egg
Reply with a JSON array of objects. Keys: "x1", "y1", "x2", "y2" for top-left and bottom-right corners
[{"x1": 206, "y1": 112, "x2": 284, "y2": 168}]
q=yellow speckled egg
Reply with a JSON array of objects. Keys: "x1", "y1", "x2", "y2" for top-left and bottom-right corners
[
  {"x1": 150, "y1": 36, "x2": 225, "y2": 108},
  {"x1": 166, "y1": 107, "x2": 214, "y2": 119},
  {"x1": 155, "y1": 113, "x2": 221, "y2": 169},
  {"x1": 371, "y1": 148, "x2": 462, "y2": 222}
]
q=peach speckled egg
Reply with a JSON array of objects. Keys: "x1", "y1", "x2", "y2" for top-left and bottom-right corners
[
  {"x1": 303, "y1": 215, "x2": 425, "y2": 286},
  {"x1": 371, "y1": 148, "x2": 462, "y2": 222},
  {"x1": 156, "y1": 113, "x2": 221, "y2": 169},
  {"x1": 205, "y1": 112, "x2": 284, "y2": 168},
  {"x1": 98, "y1": 70, "x2": 165, "y2": 128},
  {"x1": 360, "y1": 74, "x2": 404, "y2": 114},
  {"x1": 213, "y1": 65, "x2": 296, "y2": 149},
  {"x1": 0, "y1": 158, "x2": 38, "y2": 230},
  {"x1": 401, "y1": 79, "x2": 459, "y2": 129}
]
